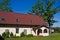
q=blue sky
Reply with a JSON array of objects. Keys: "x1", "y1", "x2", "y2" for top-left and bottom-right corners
[{"x1": 0, "y1": 0, "x2": 60, "y2": 27}]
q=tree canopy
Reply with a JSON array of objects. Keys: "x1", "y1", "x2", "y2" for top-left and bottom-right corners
[
  {"x1": 0, "y1": 0, "x2": 13, "y2": 12},
  {"x1": 29, "y1": 0, "x2": 60, "y2": 27}
]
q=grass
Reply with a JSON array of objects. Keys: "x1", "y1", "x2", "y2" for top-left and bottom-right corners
[{"x1": 5, "y1": 33, "x2": 60, "y2": 40}]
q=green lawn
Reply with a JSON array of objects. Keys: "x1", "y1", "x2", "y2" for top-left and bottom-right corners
[{"x1": 5, "y1": 33, "x2": 60, "y2": 40}]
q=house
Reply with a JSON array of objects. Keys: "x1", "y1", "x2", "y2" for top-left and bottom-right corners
[{"x1": 0, "y1": 12, "x2": 49, "y2": 36}]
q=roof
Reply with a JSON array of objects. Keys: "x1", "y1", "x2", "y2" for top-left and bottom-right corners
[{"x1": 0, "y1": 12, "x2": 47, "y2": 26}]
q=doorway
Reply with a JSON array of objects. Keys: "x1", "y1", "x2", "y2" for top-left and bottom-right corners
[{"x1": 37, "y1": 29, "x2": 42, "y2": 35}]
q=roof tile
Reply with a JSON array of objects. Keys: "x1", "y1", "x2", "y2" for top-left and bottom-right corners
[{"x1": 0, "y1": 12, "x2": 47, "y2": 26}]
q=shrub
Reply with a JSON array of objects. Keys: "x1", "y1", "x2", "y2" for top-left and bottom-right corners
[
  {"x1": 20, "y1": 32, "x2": 25, "y2": 37},
  {"x1": 2, "y1": 32, "x2": 6, "y2": 38},
  {"x1": 2, "y1": 31, "x2": 10, "y2": 38},
  {"x1": 27, "y1": 34, "x2": 33, "y2": 37},
  {"x1": 5, "y1": 31, "x2": 10, "y2": 38},
  {"x1": 10, "y1": 32, "x2": 14, "y2": 38},
  {"x1": 13, "y1": 34, "x2": 16, "y2": 38}
]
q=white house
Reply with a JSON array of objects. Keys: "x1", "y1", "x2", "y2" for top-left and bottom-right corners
[{"x1": 0, "y1": 12, "x2": 49, "y2": 36}]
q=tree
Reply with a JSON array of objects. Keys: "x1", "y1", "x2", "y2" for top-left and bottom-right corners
[
  {"x1": 0, "y1": 0, "x2": 13, "y2": 12},
  {"x1": 29, "y1": 0, "x2": 60, "y2": 34}
]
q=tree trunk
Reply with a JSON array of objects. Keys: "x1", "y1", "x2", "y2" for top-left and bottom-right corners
[{"x1": 47, "y1": 19, "x2": 51, "y2": 35}]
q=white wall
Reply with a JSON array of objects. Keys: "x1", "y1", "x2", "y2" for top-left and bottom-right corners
[
  {"x1": 18, "y1": 28, "x2": 32, "y2": 36},
  {"x1": 39, "y1": 27, "x2": 49, "y2": 36},
  {"x1": 31, "y1": 29, "x2": 37, "y2": 36},
  {"x1": 0, "y1": 27, "x2": 49, "y2": 36},
  {"x1": 0, "y1": 27, "x2": 16, "y2": 36},
  {"x1": 0, "y1": 27, "x2": 34, "y2": 36}
]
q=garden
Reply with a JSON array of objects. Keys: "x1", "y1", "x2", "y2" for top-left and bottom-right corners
[{"x1": 1, "y1": 31, "x2": 60, "y2": 40}]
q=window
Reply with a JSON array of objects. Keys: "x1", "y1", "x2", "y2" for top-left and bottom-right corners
[
  {"x1": 5, "y1": 29, "x2": 9, "y2": 32},
  {"x1": 24, "y1": 29, "x2": 27, "y2": 35},
  {"x1": 16, "y1": 28, "x2": 19, "y2": 33},
  {"x1": 44, "y1": 29, "x2": 47, "y2": 33},
  {"x1": 39, "y1": 29, "x2": 42, "y2": 33},
  {"x1": 0, "y1": 18, "x2": 5, "y2": 21},
  {"x1": 30, "y1": 20, "x2": 33, "y2": 23},
  {"x1": 16, "y1": 18, "x2": 19, "y2": 22}
]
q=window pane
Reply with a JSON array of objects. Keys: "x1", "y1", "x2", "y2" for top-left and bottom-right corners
[
  {"x1": 5, "y1": 29, "x2": 9, "y2": 32},
  {"x1": 39, "y1": 29, "x2": 42, "y2": 33},
  {"x1": 16, "y1": 19, "x2": 18, "y2": 22},
  {"x1": 16, "y1": 28, "x2": 19, "y2": 33},
  {"x1": 0, "y1": 18, "x2": 5, "y2": 21},
  {"x1": 30, "y1": 20, "x2": 33, "y2": 23},
  {"x1": 44, "y1": 29, "x2": 47, "y2": 33},
  {"x1": 24, "y1": 29, "x2": 27, "y2": 35}
]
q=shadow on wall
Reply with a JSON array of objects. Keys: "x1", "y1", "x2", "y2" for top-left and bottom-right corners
[{"x1": 0, "y1": 35, "x2": 4, "y2": 40}]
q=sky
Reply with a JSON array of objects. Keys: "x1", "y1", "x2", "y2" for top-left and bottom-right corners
[{"x1": 0, "y1": 0, "x2": 60, "y2": 27}]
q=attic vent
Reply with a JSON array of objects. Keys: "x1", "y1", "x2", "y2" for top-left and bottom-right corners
[{"x1": 16, "y1": 18, "x2": 19, "y2": 22}]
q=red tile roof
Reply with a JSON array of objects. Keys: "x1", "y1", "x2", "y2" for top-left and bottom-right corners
[{"x1": 0, "y1": 12, "x2": 47, "y2": 26}]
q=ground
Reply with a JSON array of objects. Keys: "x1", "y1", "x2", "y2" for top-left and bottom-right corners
[{"x1": 5, "y1": 33, "x2": 60, "y2": 40}]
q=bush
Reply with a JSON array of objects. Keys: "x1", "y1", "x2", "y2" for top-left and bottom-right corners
[
  {"x1": 2, "y1": 32, "x2": 20, "y2": 38},
  {"x1": 20, "y1": 32, "x2": 25, "y2": 37},
  {"x1": 13, "y1": 34, "x2": 16, "y2": 38},
  {"x1": 5, "y1": 31, "x2": 10, "y2": 38},
  {"x1": 2, "y1": 32, "x2": 6, "y2": 38},
  {"x1": 10, "y1": 32, "x2": 14, "y2": 38},
  {"x1": 2, "y1": 32, "x2": 10, "y2": 38},
  {"x1": 27, "y1": 34, "x2": 33, "y2": 37}
]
